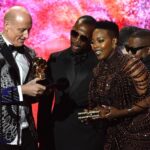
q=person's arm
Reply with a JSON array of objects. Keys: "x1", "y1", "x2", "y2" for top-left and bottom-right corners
[
  {"x1": 79, "y1": 57, "x2": 150, "y2": 121},
  {"x1": 99, "y1": 57, "x2": 150, "y2": 119},
  {"x1": 124, "y1": 57, "x2": 149, "y2": 95},
  {"x1": 99, "y1": 99, "x2": 149, "y2": 119},
  {"x1": 1, "y1": 78, "x2": 46, "y2": 104},
  {"x1": 1, "y1": 86, "x2": 20, "y2": 104},
  {"x1": 21, "y1": 78, "x2": 46, "y2": 96}
]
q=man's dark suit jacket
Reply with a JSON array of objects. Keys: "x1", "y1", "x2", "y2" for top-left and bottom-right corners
[
  {"x1": 0, "y1": 35, "x2": 37, "y2": 145},
  {"x1": 38, "y1": 48, "x2": 106, "y2": 150}
]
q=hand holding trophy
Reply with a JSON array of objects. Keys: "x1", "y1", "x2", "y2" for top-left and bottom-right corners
[{"x1": 32, "y1": 57, "x2": 48, "y2": 85}]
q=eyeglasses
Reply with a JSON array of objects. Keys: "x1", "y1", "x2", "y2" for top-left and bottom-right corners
[
  {"x1": 71, "y1": 30, "x2": 89, "y2": 42},
  {"x1": 125, "y1": 45, "x2": 149, "y2": 54}
]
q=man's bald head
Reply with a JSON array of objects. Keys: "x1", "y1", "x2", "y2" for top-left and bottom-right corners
[
  {"x1": 3, "y1": 6, "x2": 32, "y2": 46},
  {"x1": 74, "y1": 15, "x2": 96, "y2": 34},
  {"x1": 4, "y1": 6, "x2": 32, "y2": 24}
]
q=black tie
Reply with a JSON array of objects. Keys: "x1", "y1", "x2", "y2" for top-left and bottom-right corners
[{"x1": 9, "y1": 45, "x2": 24, "y2": 54}]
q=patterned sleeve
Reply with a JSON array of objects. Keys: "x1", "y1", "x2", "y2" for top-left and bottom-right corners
[
  {"x1": 123, "y1": 56, "x2": 149, "y2": 96},
  {"x1": 1, "y1": 86, "x2": 20, "y2": 104}
]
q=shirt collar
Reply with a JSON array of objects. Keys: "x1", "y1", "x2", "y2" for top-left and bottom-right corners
[{"x1": 1, "y1": 34, "x2": 12, "y2": 46}]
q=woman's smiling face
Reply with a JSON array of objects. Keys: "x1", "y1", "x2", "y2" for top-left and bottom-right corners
[{"x1": 91, "y1": 28, "x2": 116, "y2": 60}]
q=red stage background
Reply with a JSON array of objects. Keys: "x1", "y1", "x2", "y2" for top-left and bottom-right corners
[{"x1": 0, "y1": 0, "x2": 149, "y2": 125}]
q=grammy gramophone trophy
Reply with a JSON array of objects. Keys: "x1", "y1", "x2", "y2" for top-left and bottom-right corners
[{"x1": 32, "y1": 57, "x2": 48, "y2": 86}]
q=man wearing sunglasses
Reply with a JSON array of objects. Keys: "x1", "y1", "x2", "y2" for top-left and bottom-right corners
[
  {"x1": 38, "y1": 16, "x2": 106, "y2": 150},
  {"x1": 126, "y1": 29, "x2": 150, "y2": 69},
  {"x1": 118, "y1": 25, "x2": 141, "y2": 54}
]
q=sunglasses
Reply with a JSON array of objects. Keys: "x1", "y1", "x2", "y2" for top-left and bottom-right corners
[
  {"x1": 71, "y1": 30, "x2": 89, "y2": 42},
  {"x1": 125, "y1": 45, "x2": 149, "y2": 54}
]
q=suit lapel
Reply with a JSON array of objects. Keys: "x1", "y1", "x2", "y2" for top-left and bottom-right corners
[
  {"x1": 23, "y1": 48, "x2": 33, "y2": 83},
  {"x1": 64, "y1": 50, "x2": 75, "y2": 88},
  {"x1": 0, "y1": 35, "x2": 21, "y2": 84},
  {"x1": 1, "y1": 44, "x2": 21, "y2": 84}
]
